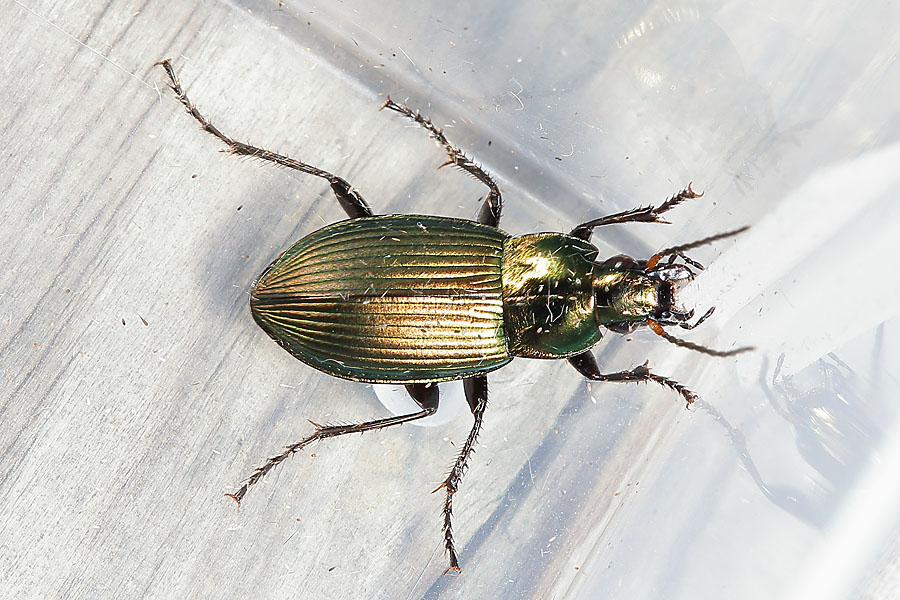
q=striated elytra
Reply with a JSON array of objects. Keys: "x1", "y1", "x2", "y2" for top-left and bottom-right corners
[{"x1": 158, "y1": 59, "x2": 751, "y2": 574}]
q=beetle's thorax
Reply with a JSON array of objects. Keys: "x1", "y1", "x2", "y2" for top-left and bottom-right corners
[{"x1": 501, "y1": 233, "x2": 602, "y2": 358}]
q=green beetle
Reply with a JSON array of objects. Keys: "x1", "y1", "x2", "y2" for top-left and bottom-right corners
[{"x1": 158, "y1": 60, "x2": 749, "y2": 574}]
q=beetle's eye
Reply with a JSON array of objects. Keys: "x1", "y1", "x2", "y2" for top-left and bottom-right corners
[
  {"x1": 653, "y1": 265, "x2": 693, "y2": 282},
  {"x1": 659, "y1": 310, "x2": 672, "y2": 320}
]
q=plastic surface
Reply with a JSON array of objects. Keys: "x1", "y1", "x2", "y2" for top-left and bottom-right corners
[
  {"x1": 273, "y1": 2, "x2": 900, "y2": 596},
  {"x1": 3, "y1": 0, "x2": 899, "y2": 598}
]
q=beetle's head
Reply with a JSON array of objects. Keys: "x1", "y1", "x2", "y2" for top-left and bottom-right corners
[
  {"x1": 592, "y1": 255, "x2": 700, "y2": 334},
  {"x1": 592, "y1": 227, "x2": 753, "y2": 357},
  {"x1": 646, "y1": 262, "x2": 701, "y2": 326}
]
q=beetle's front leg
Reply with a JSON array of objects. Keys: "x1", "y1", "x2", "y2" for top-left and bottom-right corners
[
  {"x1": 567, "y1": 351, "x2": 699, "y2": 408},
  {"x1": 569, "y1": 183, "x2": 703, "y2": 240},
  {"x1": 433, "y1": 375, "x2": 488, "y2": 573}
]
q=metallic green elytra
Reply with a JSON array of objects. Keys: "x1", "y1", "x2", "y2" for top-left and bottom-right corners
[
  {"x1": 158, "y1": 58, "x2": 752, "y2": 574},
  {"x1": 251, "y1": 215, "x2": 509, "y2": 382}
]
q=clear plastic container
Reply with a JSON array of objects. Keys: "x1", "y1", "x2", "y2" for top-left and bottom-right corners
[
  {"x1": 252, "y1": 2, "x2": 900, "y2": 598},
  {"x1": 5, "y1": 0, "x2": 900, "y2": 598}
]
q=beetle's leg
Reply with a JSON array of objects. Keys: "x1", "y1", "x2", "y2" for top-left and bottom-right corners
[
  {"x1": 433, "y1": 375, "x2": 488, "y2": 573},
  {"x1": 380, "y1": 99, "x2": 502, "y2": 227},
  {"x1": 156, "y1": 59, "x2": 372, "y2": 219},
  {"x1": 567, "y1": 351, "x2": 698, "y2": 408},
  {"x1": 570, "y1": 183, "x2": 703, "y2": 241},
  {"x1": 227, "y1": 383, "x2": 439, "y2": 504}
]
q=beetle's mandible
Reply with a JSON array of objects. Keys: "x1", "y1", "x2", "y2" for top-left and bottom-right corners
[{"x1": 157, "y1": 59, "x2": 751, "y2": 574}]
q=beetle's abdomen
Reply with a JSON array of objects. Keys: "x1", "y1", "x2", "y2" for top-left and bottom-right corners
[{"x1": 250, "y1": 215, "x2": 511, "y2": 383}]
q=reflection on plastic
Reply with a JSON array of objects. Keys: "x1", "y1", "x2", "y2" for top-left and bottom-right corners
[{"x1": 373, "y1": 381, "x2": 467, "y2": 427}]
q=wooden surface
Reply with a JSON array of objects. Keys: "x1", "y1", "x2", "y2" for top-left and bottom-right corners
[{"x1": 4, "y1": 1, "x2": 899, "y2": 599}]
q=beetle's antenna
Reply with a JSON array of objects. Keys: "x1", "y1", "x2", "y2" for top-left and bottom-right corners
[
  {"x1": 648, "y1": 319, "x2": 754, "y2": 356},
  {"x1": 646, "y1": 226, "x2": 749, "y2": 269}
]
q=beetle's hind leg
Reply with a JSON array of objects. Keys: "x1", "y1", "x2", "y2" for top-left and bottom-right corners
[
  {"x1": 156, "y1": 59, "x2": 372, "y2": 219},
  {"x1": 380, "y1": 98, "x2": 502, "y2": 227},
  {"x1": 567, "y1": 351, "x2": 699, "y2": 408},
  {"x1": 570, "y1": 183, "x2": 704, "y2": 241},
  {"x1": 227, "y1": 383, "x2": 439, "y2": 504},
  {"x1": 433, "y1": 375, "x2": 488, "y2": 573}
]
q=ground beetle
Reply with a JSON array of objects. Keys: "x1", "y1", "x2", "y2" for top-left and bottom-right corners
[{"x1": 158, "y1": 59, "x2": 750, "y2": 573}]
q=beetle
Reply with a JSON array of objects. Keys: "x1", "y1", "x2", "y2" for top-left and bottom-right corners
[{"x1": 157, "y1": 59, "x2": 750, "y2": 573}]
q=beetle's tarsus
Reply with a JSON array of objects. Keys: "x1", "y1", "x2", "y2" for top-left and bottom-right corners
[
  {"x1": 569, "y1": 183, "x2": 706, "y2": 240},
  {"x1": 442, "y1": 487, "x2": 459, "y2": 569},
  {"x1": 567, "y1": 351, "x2": 700, "y2": 408},
  {"x1": 659, "y1": 182, "x2": 704, "y2": 212},
  {"x1": 644, "y1": 371, "x2": 699, "y2": 408}
]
